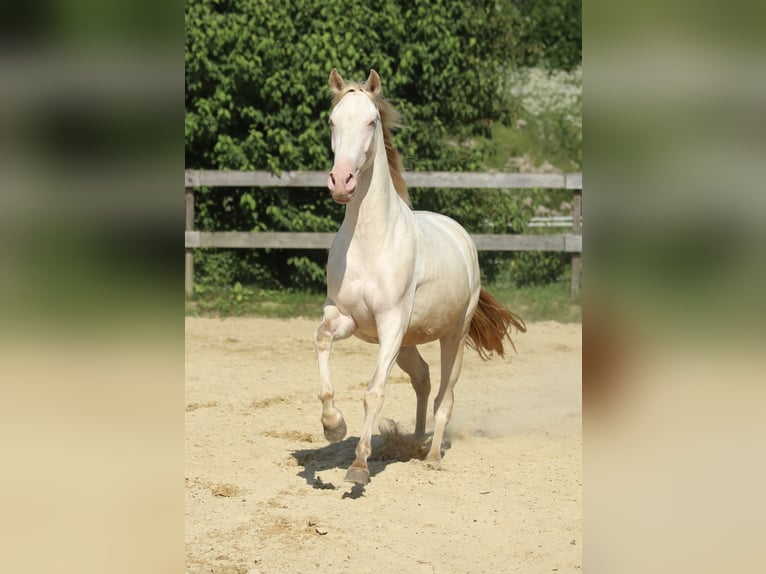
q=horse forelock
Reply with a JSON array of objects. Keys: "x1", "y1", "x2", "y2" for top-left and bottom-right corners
[{"x1": 332, "y1": 83, "x2": 410, "y2": 207}]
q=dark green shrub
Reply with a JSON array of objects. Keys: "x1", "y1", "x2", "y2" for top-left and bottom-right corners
[
  {"x1": 186, "y1": 0, "x2": 519, "y2": 289},
  {"x1": 186, "y1": 0, "x2": 581, "y2": 291},
  {"x1": 512, "y1": 251, "x2": 570, "y2": 286}
]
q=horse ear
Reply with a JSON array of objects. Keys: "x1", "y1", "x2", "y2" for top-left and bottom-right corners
[
  {"x1": 329, "y1": 68, "x2": 345, "y2": 94},
  {"x1": 366, "y1": 69, "x2": 381, "y2": 94}
]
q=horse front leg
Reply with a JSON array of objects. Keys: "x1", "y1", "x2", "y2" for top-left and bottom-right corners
[
  {"x1": 345, "y1": 311, "x2": 407, "y2": 484},
  {"x1": 314, "y1": 304, "x2": 356, "y2": 443}
]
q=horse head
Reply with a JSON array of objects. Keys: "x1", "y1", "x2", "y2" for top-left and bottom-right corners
[{"x1": 326, "y1": 69, "x2": 382, "y2": 204}]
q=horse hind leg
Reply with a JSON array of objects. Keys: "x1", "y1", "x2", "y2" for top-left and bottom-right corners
[
  {"x1": 427, "y1": 332, "x2": 467, "y2": 462},
  {"x1": 313, "y1": 304, "x2": 356, "y2": 442},
  {"x1": 396, "y1": 346, "x2": 431, "y2": 439}
]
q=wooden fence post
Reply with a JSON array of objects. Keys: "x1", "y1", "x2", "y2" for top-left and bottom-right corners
[
  {"x1": 570, "y1": 189, "x2": 582, "y2": 301},
  {"x1": 185, "y1": 187, "x2": 195, "y2": 300}
]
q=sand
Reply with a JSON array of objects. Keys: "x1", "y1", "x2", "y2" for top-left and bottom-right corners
[{"x1": 185, "y1": 316, "x2": 581, "y2": 573}]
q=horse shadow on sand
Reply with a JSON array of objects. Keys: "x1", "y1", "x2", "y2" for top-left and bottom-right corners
[{"x1": 291, "y1": 422, "x2": 451, "y2": 499}]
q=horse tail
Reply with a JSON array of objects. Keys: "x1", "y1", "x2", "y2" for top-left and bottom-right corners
[{"x1": 466, "y1": 288, "x2": 527, "y2": 360}]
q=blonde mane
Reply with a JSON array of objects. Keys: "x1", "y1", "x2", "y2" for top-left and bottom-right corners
[{"x1": 331, "y1": 83, "x2": 410, "y2": 207}]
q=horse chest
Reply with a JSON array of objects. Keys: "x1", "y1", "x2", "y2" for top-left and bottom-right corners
[
  {"x1": 328, "y1": 250, "x2": 411, "y2": 341},
  {"x1": 331, "y1": 267, "x2": 386, "y2": 324}
]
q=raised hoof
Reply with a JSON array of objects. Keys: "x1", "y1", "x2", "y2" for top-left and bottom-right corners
[
  {"x1": 344, "y1": 466, "x2": 370, "y2": 485},
  {"x1": 323, "y1": 418, "x2": 347, "y2": 443}
]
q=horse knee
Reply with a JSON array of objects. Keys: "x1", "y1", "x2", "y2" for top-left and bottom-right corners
[
  {"x1": 363, "y1": 388, "x2": 385, "y2": 411},
  {"x1": 315, "y1": 307, "x2": 356, "y2": 350}
]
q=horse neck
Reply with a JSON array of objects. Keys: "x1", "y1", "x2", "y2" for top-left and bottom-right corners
[{"x1": 341, "y1": 127, "x2": 404, "y2": 237}]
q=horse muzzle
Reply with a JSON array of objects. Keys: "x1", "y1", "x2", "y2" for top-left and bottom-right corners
[
  {"x1": 330, "y1": 190, "x2": 354, "y2": 204},
  {"x1": 328, "y1": 168, "x2": 357, "y2": 204}
]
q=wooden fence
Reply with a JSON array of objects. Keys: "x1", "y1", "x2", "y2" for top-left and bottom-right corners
[{"x1": 184, "y1": 170, "x2": 582, "y2": 300}]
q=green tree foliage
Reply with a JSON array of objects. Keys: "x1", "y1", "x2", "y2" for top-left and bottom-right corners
[
  {"x1": 186, "y1": 0, "x2": 514, "y2": 170},
  {"x1": 504, "y1": 0, "x2": 582, "y2": 70},
  {"x1": 186, "y1": 0, "x2": 520, "y2": 289},
  {"x1": 185, "y1": 0, "x2": 581, "y2": 290}
]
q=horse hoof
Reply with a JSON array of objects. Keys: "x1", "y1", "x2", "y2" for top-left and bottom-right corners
[
  {"x1": 344, "y1": 467, "x2": 370, "y2": 485},
  {"x1": 425, "y1": 452, "x2": 442, "y2": 464},
  {"x1": 323, "y1": 418, "x2": 347, "y2": 443}
]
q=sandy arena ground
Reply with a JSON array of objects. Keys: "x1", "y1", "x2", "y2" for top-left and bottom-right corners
[{"x1": 185, "y1": 316, "x2": 581, "y2": 573}]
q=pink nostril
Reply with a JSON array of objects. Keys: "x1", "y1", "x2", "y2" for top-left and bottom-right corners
[{"x1": 328, "y1": 168, "x2": 355, "y2": 194}]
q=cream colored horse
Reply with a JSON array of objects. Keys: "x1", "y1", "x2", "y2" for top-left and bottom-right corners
[{"x1": 314, "y1": 69, "x2": 525, "y2": 484}]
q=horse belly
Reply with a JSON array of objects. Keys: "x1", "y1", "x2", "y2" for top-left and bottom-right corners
[
  {"x1": 403, "y1": 282, "x2": 473, "y2": 345},
  {"x1": 407, "y1": 214, "x2": 479, "y2": 338},
  {"x1": 400, "y1": 324, "x2": 441, "y2": 346},
  {"x1": 333, "y1": 276, "x2": 470, "y2": 347}
]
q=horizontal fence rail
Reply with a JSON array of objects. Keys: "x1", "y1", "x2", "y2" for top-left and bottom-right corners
[
  {"x1": 184, "y1": 170, "x2": 583, "y2": 300},
  {"x1": 184, "y1": 169, "x2": 582, "y2": 190},
  {"x1": 528, "y1": 215, "x2": 581, "y2": 228},
  {"x1": 185, "y1": 231, "x2": 583, "y2": 252}
]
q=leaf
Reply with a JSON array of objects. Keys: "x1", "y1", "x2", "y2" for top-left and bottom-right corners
[{"x1": 240, "y1": 192, "x2": 256, "y2": 212}]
